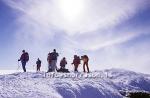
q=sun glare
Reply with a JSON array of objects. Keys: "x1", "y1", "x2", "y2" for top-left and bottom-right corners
[{"x1": 58, "y1": 0, "x2": 85, "y2": 22}]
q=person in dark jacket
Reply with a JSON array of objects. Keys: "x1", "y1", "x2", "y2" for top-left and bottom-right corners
[
  {"x1": 18, "y1": 50, "x2": 29, "y2": 72},
  {"x1": 36, "y1": 58, "x2": 41, "y2": 71},
  {"x1": 72, "y1": 55, "x2": 80, "y2": 72},
  {"x1": 60, "y1": 57, "x2": 67, "y2": 69}
]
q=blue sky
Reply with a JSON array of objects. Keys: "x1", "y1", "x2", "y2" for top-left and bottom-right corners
[{"x1": 0, "y1": 0, "x2": 150, "y2": 73}]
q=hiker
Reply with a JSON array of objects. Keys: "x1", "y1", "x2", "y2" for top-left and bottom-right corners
[
  {"x1": 47, "y1": 49, "x2": 59, "y2": 72},
  {"x1": 18, "y1": 50, "x2": 29, "y2": 72},
  {"x1": 60, "y1": 57, "x2": 67, "y2": 69},
  {"x1": 36, "y1": 58, "x2": 41, "y2": 72},
  {"x1": 72, "y1": 55, "x2": 80, "y2": 72},
  {"x1": 81, "y1": 55, "x2": 89, "y2": 73},
  {"x1": 57, "y1": 57, "x2": 69, "y2": 73},
  {"x1": 47, "y1": 52, "x2": 52, "y2": 72},
  {"x1": 51, "y1": 49, "x2": 59, "y2": 71}
]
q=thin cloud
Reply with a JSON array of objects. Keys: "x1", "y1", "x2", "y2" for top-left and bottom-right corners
[
  {"x1": 3, "y1": 0, "x2": 148, "y2": 52},
  {"x1": 3, "y1": 0, "x2": 146, "y2": 34},
  {"x1": 3, "y1": 0, "x2": 147, "y2": 51},
  {"x1": 2, "y1": 0, "x2": 150, "y2": 74}
]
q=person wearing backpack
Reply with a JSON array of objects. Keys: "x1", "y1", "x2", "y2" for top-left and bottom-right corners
[
  {"x1": 50, "y1": 49, "x2": 59, "y2": 72},
  {"x1": 81, "y1": 55, "x2": 89, "y2": 73},
  {"x1": 18, "y1": 50, "x2": 29, "y2": 72},
  {"x1": 57, "y1": 57, "x2": 69, "y2": 73},
  {"x1": 60, "y1": 57, "x2": 67, "y2": 69},
  {"x1": 47, "y1": 52, "x2": 52, "y2": 72},
  {"x1": 36, "y1": 58, "x2": 41, "y2": 72},
  {"x1": 72, "y1": 55, "x2": 80, "y2": 72}
]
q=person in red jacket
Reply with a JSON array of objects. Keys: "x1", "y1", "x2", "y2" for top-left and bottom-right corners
[
  {"x1": 18, "y1": 50, "x2": 29, "y2": 72},
  {"x1": 72, "y1": 55, "x2": 80, "y2": 72}
]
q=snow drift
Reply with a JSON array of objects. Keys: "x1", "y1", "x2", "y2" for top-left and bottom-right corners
[{"x1": 0, "y1": 69, "x2": 150, "y2": 98}]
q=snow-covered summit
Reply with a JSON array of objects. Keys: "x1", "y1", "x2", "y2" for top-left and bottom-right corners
[{"x1": 0, "y1": 69, "x2": 149, "y2": 98}]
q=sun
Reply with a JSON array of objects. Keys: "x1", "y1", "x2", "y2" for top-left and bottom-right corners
[{"x1": 58, "y1": 0, "x2": 85, "y2": 22}]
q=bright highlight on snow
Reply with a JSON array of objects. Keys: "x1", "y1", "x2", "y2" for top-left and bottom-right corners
[{"x1": 0, "y1": 69, "x2": 150, "y2": 98}]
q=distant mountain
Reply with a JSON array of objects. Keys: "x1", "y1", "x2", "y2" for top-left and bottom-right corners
[{"x1": 0, "y1": 69, "x2": 149, "y2": 98}]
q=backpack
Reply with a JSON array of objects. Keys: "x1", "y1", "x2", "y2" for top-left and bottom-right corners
[
  {"x1": 47, "y1": 53, "x2": 52, "y2": 63},
  {"x1": 82, "y1": 55, "x2": 89, "y2": 62},
  {"x1": 51, "y1": 52, "x2": 58, "y2": 60},
  {"x1": 25, "y1": 52, "x2": 29, "y2": 62},
  {"x1": 77, "y1": 56, "x2": 81, "y2": 64}
]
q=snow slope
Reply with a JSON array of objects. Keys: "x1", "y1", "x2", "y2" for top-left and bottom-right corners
[
  {"x1": 104, "y1": 69, "x2": 150, "y2": 92},
  {"x1": 0, "y1": 69, "x2": 149, "y2": 98}
]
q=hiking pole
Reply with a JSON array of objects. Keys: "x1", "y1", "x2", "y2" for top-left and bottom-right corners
[{"x1": 17, "y1": 61, "x2": 20, "y2": 70}]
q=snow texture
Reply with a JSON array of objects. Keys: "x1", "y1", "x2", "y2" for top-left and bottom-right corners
[{"x1": 0, "y1": 69, "x2": 150, "y2": 98}]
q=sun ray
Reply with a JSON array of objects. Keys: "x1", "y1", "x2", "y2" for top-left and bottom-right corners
[{"x1": 58, "y1": 0, "x2": 85, "y2": 22}]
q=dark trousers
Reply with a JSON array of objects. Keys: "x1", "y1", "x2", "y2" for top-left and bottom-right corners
[
  {"x1": 37, "y1": 64, "x2": 41, "y2": 71},
  {"x1": 74, "y1": 64, "x2": 79, "y2": 72},
  {"x1": 60, "y1": 65, "x2": 65, "y2": 69},
  {"x1": 21, "y1": 61, "x2": 26, "y2": 72},
  {"x1": 83, "y1": 62, "x2": 89, "y2": 73}
]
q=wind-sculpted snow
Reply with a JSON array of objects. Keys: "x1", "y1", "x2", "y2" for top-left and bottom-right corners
[
  {"x1": 104, "y1": 68, "x2": 150, "y2": 92},
  {"x1": 0, "y1": 69, "x2": 150, "y2": 98}
]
